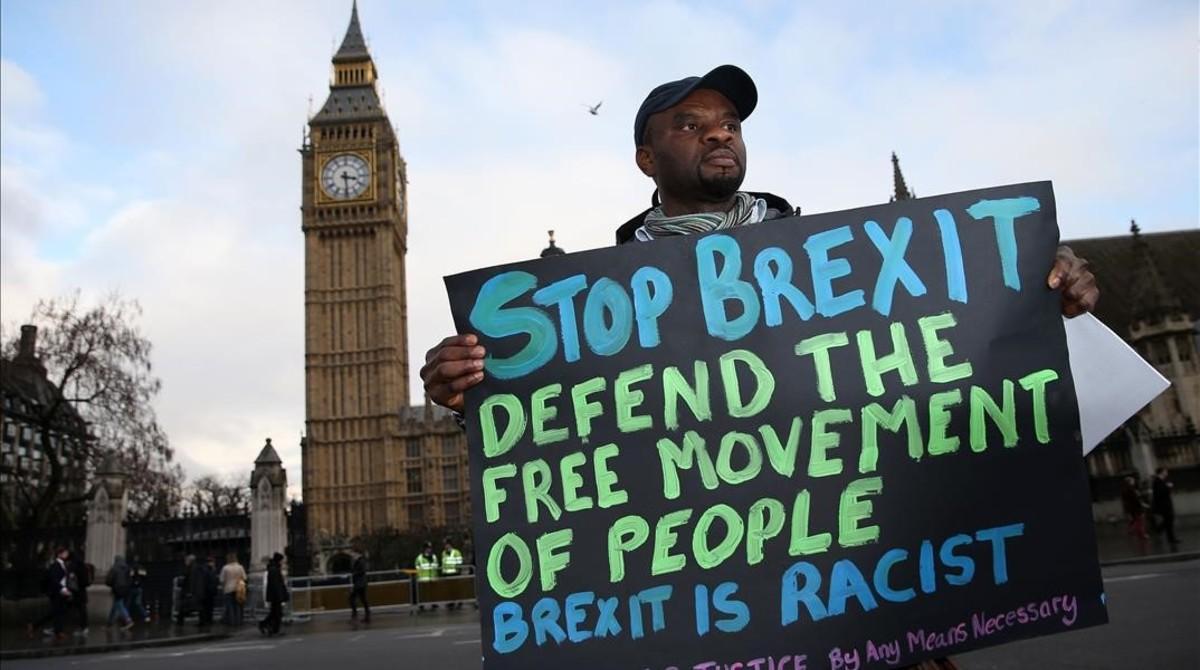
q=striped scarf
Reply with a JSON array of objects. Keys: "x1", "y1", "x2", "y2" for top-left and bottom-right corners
[{"x1": 642, "y1": 191, "x2": 765, "y2": 238}]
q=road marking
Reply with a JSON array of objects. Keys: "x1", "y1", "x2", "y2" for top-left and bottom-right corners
[
  {"x1": 1105, "y1": 573, "x2": 1165, "y2": 583},
  {"x1": 350, "y1": 633, "x2": 365, "y2": 642},
  {"x1": 395, "y1": 627, "x2": 446, "y2": 639},
  {"x1": 454, "y1": 638, "x2": 482, "y2": 645}
]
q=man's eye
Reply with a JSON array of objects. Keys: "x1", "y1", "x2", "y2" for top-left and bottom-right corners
[
  {"x1": 724, "y1": 122, "x2": 740, "y2": 132},
  {"x1": 681, "y1": 122, "x2": 698, "y2": 131}
]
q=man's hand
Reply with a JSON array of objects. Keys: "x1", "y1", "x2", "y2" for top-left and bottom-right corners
[
  {"x1": 421, "y1": 334, "x2": 486, "y2": 413},
  {"x1": 1048, "y1": 245, "x2": 1099, "y2": 318}
]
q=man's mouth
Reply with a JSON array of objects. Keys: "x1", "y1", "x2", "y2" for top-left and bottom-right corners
[{"x1": 704, "y1": 149, "x2": 738, "y2": 168}]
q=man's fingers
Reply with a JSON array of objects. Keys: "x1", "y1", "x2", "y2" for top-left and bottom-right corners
[
  {"x1": 434, "y1": 359, "x2": 484, "y2": 383},
  {"x1": 1063, "y1": 275, "x2": 1096, "y2": 301},
  {"x1": 419, "y1": 345, "x2": 485, "y2": 377},
  {"x1": 447, "y1": 371, "x2": 485, "y2": 393},
  {"x1": 425, "y1": 334, "x2": 479, "y2": 363},
  {"x1": 1047, "y1": 258, "x2": 1069, "y2": 289},
  {"x1": 419, "y1": 333, "x2": 486, "y2": 414}
]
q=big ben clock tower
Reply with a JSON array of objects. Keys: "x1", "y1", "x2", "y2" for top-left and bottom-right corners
[{"x1": 300, "y1": 2, "x2": 412, "y2": 543}]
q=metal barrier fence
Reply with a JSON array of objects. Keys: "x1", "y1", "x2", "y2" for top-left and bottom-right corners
[
  {"x1": 287, "y1": 567, "x2": 476, "y2": 618},
  {"x1": 171, "y1": 567, "x2": 477, "y2": 624}
]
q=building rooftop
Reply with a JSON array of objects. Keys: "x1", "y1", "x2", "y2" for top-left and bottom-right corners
[{"x1": 1063, "y1": 227, "x2": 1200, "y2": 336}]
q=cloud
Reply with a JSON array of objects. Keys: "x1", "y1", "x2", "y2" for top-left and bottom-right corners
[{"x1": 0, "y1": 0, "x2": 1195, "y2": 493}]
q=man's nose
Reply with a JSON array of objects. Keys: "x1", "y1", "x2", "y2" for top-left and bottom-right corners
[{"x1": 703, "y1": 123, "x2": 734, "y2": 144}]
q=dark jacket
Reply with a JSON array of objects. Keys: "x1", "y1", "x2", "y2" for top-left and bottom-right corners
[
  {"x1": 615, "y1": 191, "x2": 798, "y2": 245},
  {"x1": 46, "y1": 559, "x2": 69, "y2": 600},
  {"x1": 1152, "y1": 477, "x2": 1174, "y2": 515},
  {"x1": 265, "y1": 563, "x2": 287, "y2": 604},
  {"x1": 352, "y1": 556, "x2": 368, "y2": 589},
  {"x1": 68, "y1": 558, "x2": 90, "y2": 603},
  {"x1": 1121, "y1": 482, "x2": 1145, "y2": 517},
  {"x1": 202, "y1": 563, "x2": 219, "y2": 601},
  {"x1": 107, "y1": 559, "x2": 132, "y2": 598},
  {"x1": 182, "y1": 560, "x2": 206, "y2": 603}
]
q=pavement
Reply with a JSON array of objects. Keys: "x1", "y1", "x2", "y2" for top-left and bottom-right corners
[
  {"x1": 1093, "y1": 514, "x2": 1199, "y2": 565},
  {"x1": 3, "y1": 560, "x2": 1196, "y2": 669},
  {"x1": 0, "y1": 619, "x2": 228, "y2": 661}
]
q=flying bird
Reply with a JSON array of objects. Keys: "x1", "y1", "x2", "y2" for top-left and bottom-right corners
[{"x1": 583, "y1": 101, "x2": 603, "y2": 116}]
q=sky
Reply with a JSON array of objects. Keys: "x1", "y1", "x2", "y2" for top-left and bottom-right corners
[{"x1": 1, "y1": 0, "x2": 1196, "y2": 495}]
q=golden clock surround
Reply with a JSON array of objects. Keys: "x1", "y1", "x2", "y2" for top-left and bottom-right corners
[{"x1": 315, "y1": 149, "x2": 376, "y2": 204}]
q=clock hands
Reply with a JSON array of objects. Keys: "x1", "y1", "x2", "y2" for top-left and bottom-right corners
[{"x1": 322, "y1": 155, "x2": 368, "y2": 198}]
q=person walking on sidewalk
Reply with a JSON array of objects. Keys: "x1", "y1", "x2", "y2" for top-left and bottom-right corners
[
  {"x1": 349, "y1": 552, "x2": 371, "y2": 622},
  {"x1": 219, "y1": 552, "x2": 247, "y2": 626},
  {"x1": 106, "y1": 555, "x2": 135, "y2": 630},
  {"x1": 67, "y1": 549, "x2": 92, "y2": 637},
  {"x1": 128, "y1": 556, "x2": 148, "y2": 623},
  {"x1": 30, "y1": 546, "x2": 71, "y2": 640},
  {"x1": 1152, "y1": 467, "x2": 1180, "y2": 548},
  {"x1": 176, "y1": 554, "x2": 202, "y2": 625},
  {"x1": 1121, "y1": 474, "x2": 1150, "y2": 553},
  {"x1": 199, "y1": 555, "x2": 218, "y2": 626},
  {"x1": 259, "y1": 553, "x2": 287, "y2": 636}
]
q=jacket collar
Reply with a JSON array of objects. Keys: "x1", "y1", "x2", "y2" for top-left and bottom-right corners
[{"x1": 616, "y1": 191, "x2": 797, "y2": 244}]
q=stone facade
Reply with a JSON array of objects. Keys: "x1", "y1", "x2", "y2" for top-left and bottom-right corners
[
  {"x1": 250, "y1": 439, "x2": 288, "y2": 571},
  {"x1": 300, "y1": 4, "x2": 467, "y2": 549},
  {"x1": 85, "y1": 454, "x2": 128, "y2": 582},
  {"x1": 1065, "y1": 224, "x2": 1200, "y2": 514}
]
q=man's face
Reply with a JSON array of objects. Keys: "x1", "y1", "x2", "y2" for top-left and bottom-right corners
[{"x1": 637, "y1": 88, "x2": 747, "y2": 203}]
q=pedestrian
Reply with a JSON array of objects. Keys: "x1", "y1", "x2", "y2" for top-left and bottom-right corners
[
  {"x1": 415, "y1": 541, "x2": 440, "y2": 612},
  {"x1": 31, "y1": 546, "x2": 71, "y2": 640},
  {"x1": 176, "y1": 554, "x2": 197, "y2": 625},
  {"x1": 419, "y1": 65, "x2": 1103, "y2": 670},
  {"x1": 1121, "y1": 474, "x2": 1150, "y2": 552},
  {"x1": 1152, "y1": 467, "x2": 1180, "y2": 548},
  {"x1": 219, "y1": 552, "x2": 247, "y2": 626},
  {"x1": 105, "y1": 555, "x2": 134, "y2": 630},
  {"x1": 441, "y1": 538, "x2": 464, "y2": 610},
  {"x1": 67, "y1": 549, "x2": 92, "y2": 637},
  {"x1": 199, "y1": 555, "x2": 218, "y2": 625},
  {"x1": 349, "y1": 551, "x2": 370, "y2": 622},
  {"x1": 441, "y1": 538, "x2": 463, "y2": 577},
  {"x1": 415, "y1": 541, "x2": 439, "y2": 582},
  {"x1": 259, "y1": 552, "x2": 287, "y2": 636},
  {"x1": 128, "y1": 556, "x2": 148, "y2": 623}
]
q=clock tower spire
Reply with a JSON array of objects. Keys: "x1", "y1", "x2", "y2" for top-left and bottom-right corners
[{"x1": 300, "y1": 1, "x2": 412, "y2": 543}]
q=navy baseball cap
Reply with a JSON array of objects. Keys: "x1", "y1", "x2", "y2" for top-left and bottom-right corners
[{"x1": 634, "y1": 64, "x2": 757, "y2": 146}]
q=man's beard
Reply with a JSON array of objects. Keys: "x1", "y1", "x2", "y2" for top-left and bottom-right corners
[{"x1": 698, "y1": 168, "x2": 745, "y2": 201}]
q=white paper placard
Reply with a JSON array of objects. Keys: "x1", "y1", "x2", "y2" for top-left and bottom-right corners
[{"x1": 1065, "y1": 313, "x2": 1171, "y2": 454}]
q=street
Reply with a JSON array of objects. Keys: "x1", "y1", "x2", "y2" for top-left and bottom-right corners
[{"x1": 9, "y1": 560, "x2": 1197, "y2": 670}]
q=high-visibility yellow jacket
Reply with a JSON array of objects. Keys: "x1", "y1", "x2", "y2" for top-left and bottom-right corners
[
  {"x1": 415, "y1": 553, "x2": 439, "y2": 582},
  {"x1": 441, "y1": 548, "x2": 463, "y2": 575}
]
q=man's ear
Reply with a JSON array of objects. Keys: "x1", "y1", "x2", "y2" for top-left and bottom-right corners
[{"x1": 635, "y1": 145, "x2": 656, "y2": 177}]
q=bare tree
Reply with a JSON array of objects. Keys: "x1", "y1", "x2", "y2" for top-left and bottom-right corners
[
  {"x1": 0, "y1": 292, "x2": 183, "y2": 541},
  {"x1": 186, "y1": 474, "x2": 250, "y2": 516}
]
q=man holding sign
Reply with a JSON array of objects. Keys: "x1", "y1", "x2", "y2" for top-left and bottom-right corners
[
  {"x1": 429, "y1": 66, "x2": 1105, "y2": 670},
  {"x1": 424, "y1": 65, "x2": 1098, "y2": 407}
]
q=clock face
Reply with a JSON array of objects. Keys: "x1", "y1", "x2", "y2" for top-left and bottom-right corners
[{"x1": 321, "y1": 153, "x2": 371, "y2": 199}]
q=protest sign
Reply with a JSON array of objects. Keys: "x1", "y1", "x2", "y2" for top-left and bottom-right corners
[{"x1": 445, "y1": 182, "x2": 1107, "y2": 670}]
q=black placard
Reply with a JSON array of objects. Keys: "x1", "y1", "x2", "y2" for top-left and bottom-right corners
[{"x1": 445, "y1": 182, "x2": 1106, "y2": 670}]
